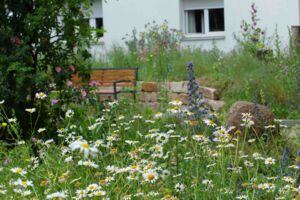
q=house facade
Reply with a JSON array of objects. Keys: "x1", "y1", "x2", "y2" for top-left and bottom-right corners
[{"x1": 86, "y1": 0, "x2": 300, "y2": 57}]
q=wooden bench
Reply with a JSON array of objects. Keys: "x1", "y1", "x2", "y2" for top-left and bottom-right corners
[{"x1": 72, "y1": 67, "x2": 138, "y2": 100}]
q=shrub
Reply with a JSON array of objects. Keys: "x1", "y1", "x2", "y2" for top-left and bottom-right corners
[{"x1": 0, "y1": 1, "x2": 96, "y2": 139}]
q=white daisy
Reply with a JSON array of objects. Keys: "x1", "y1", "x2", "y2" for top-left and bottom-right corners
[{"x1": 69, "y1": 140, "x2": 98, "y2": 158}]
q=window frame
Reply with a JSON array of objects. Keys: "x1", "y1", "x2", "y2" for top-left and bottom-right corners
[{"x1": 183, "y1": 6, "x2": 225, "y2": 40}]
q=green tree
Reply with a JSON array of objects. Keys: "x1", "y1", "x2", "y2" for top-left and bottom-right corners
[{"x1": 0, "y1": 0, "x2": 95, "y2": 139}]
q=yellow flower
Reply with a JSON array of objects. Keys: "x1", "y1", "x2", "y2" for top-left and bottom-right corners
[
  {"x1": 1, "y1": 122, "x2": 7, "y2": 127},
  {"x1": 164, "y1": 194, "x2": 172, "y2": 199},
  {"x1": 99, "y1": 179, "x2": 108, "y2": 186},
  {"x1": 111, "y1": 148, "x2": 118, "y2": 155},
  {"x1": 189, "y1": 120, "x2": 198, "y2": 126},
  {"x1": 40, "y1": 180, "x2": 48, "y2": 187},
  {"x1": 235, "y1": 130, "x2": 242, "y2": 135},
  {"x1": 75, "y1": 181, "x2": 81, "y2": 188},
  {"x1": 242, "y1": 182, "x2": 249, "y2": 188},
  {"x1": 94, "y1": 171, "x2": 102, "y2": 177}
]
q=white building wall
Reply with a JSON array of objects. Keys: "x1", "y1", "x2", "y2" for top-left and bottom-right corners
[
  {"x1": 102, "y1": 0, "x2": 181, "y2": 48},
  {"x1": 91, "y1": 0, "x2": 300, "y2": 56}
]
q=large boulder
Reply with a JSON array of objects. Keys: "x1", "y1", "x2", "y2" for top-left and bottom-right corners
[{"x1": 227, "y1": 101, "x2": 275, "y2": 134}]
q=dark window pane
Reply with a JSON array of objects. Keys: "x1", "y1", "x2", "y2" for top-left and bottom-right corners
[
  {"x1": 95, "y1": 18, "x2": 104, "y2": 37},
  {"x1": 209, "y1": 8, "x2": 224, "y2": 32},
  {"x1": 187, "y1": 10, "x2": 204, "y2": 33}
]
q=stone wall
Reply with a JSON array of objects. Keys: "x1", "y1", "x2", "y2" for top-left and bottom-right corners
[
  {"x1": 138, "y1": 81, "x2": 225, "y2": 111},
  {"x1": 99, "y1": 81, "x2": 225, "y2": 111}
]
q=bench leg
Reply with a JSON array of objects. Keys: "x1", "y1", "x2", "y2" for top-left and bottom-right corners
[
  {"x1": 114, "y1": 92, "x2": 118, "y2": 100},
  {"x1": 113, "y1": 83, "x2": 118, "y2": 100}
]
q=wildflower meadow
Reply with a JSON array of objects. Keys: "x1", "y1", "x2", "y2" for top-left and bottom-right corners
[
  {"x1": 1, "y1": 2, "x2": 300, "y2": 200},
  {"x1": 0, "y1": 86, "x2": 299, "y2": 199}
]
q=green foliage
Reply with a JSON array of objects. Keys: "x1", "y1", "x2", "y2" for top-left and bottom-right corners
[
  {"x1": 121, "y1": 20, "x2": 183, "y2": 80},
  {"x1": 234, "y1": 3, "x2": 269, "y2": 56},
  {"x1": 0, "y1": 1, "x2": 96, "y2": 139}
]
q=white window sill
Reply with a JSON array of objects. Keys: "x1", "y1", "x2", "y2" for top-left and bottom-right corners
[{"x1": 182, "y1": 33, "x2": 225, "y2": 41}]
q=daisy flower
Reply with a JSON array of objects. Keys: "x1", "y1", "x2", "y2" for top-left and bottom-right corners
[
  {"x1": 203, "y1": 119, "x2": 216, "y2": 127},
  {"x1": 78, "y1": 160, "x2": 99, "y2": 169},
  {"x1": 8, "y1": 118, "x2": 17, "y2": 123},
  {"x1": 12, "y1": 179, "x2": 33, "y2": 188},
  {"x1": 69, "y1": 140, "x2": 98, "y2": 158},
  {"x1": 264, "y1": 157, "x2": 275, "y2": 165},
  {"x1": 75, "y1": 189, "x2": 88, "y2": 199},
  {"x1": 10, "y1": 167, "x2": 27, "y2": 175},
  {"x1": 86, "y1": 183, "x2": 101, "y2": 192},
  {"x1": 65, "y1": 109, "x2": 74, "y2": 118},
  {"x1": 143, "y1": 170, "x2": 158, "y2": 183},
  {"x1": 25, "y1": 108, "x2": 36, "y2": 113},
  {"x1": 154, "y1": 112, "x2": 163, "y2": 119},
  {"x1": 169, "y1": 100, "x2": 182, "y2": 106},
  {"x1": 89, "y1": 190, "x2": 106, "y2": 197},
  {"x1": 35, "y1": 92, "x2": 47, "y2": 100},
  {"x1": 46, "y1": 191, "x2": 68, "y2": 199},
  {"x1": 174, "y1": 183, "x2": 185, "y2": 192}
]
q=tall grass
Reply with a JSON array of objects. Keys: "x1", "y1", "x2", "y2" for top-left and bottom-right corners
[{"x1": 91, "y1": 46, "x2": 299, "y2": 118}]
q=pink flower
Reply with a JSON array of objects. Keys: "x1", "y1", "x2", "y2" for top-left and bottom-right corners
[
  {"x1": 89, "y1": 80, "x2": 98, "y2": 87},
  {"x1": 69, "y1": 65, "x2": 76, "y2": 72},
  {"x1": 55, "y1": 65, "x2": 62, "y2": 73},
  {"x1": 81, "y1": 89, "x2": 87, "y2": 98},
  {"x1": 66, "y1": 80, "x2": 73, "y2": 87}
]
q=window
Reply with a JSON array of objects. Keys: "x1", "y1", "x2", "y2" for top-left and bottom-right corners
[
  {"x1": 209, "y1": 9, "x2": 224, "y2": 32},
  {"x1": 187, "y1": 10, "x2": 204, "y2": 33},
  {"x1": 82, "y1": 17, "x2": 104, "y2": 38},
  {"x1": 95, "y1": 17, "x2": 104, "y2": 37},
  {"x1": 185, "y1": 8, "x2": 225, "y2": 35}
]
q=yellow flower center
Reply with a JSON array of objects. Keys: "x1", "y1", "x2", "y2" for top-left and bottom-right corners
[
  {"x1": 89, "y1": 186, "x2": 96, "y2": 190},
  {"x1": 164, "y1": 194, "x2": 172, "y2": 199},
  {"x1": 99, "y1": 180, "x2": 107, "y2": 186},
  {"x1": 15, "y1": 168, "x2": 23, "y2": 173},
  {"x1": 40, "y1": 180, "x2": 48, "y2": 186},
  {"x1": 131, "y1": 165, "x2": 137, "y2": 169},
  {"x1": 147, "y1": 173, "x2": 155, "y2": 180},
  {"x1": 80, "y1": 143, "x2": 90, "y2": 149},
  {"x1": 21, "y1": 181, "x2": 27, "y2": 186},
  {"x1": 189, "y1": 121, "x2": 198, "y2": 126}
]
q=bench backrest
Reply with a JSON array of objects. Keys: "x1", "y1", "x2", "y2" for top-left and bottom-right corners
[{"x1": 72, "y1": 67, "x2": 138, "y2": 87}]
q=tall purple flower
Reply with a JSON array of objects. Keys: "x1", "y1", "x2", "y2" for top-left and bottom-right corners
[{"x1": 187, "y1": 61, "x2": 209, "y2": 120}]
